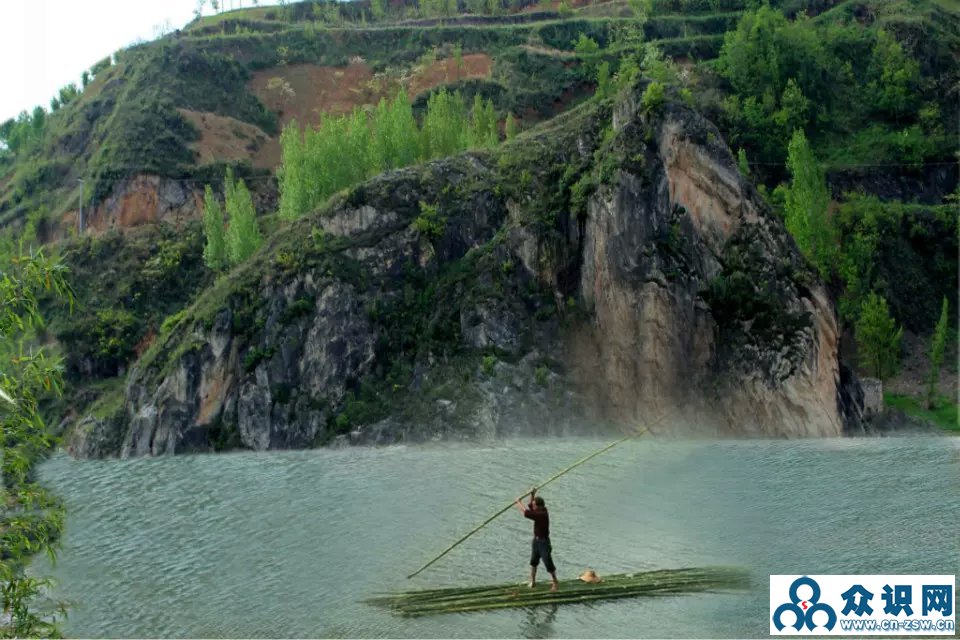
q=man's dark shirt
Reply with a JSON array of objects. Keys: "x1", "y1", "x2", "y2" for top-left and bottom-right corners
[{"x1": 524, "y1": 503, "x2": 550, "y2": 539}]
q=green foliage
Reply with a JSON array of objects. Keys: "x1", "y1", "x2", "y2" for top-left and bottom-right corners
[
  {"x1": 867, "y1": 30, "x2": 920, "y2": 119},
  {"x1": 243, "y1": 345, "x2": 276, "y2": 372},
  {"x1": 371, "y1": 0, "x2": 388, "y2": 20},
  {"x1": 224, "y1": 168, "x2": 263, "y2": 265},
  {"x1": 926, "y1": 297, "x2": 950, "y2": 409},
  {"x1": 628, "y1": 0, "x2": 653, "y2": 17},
  {"x1": 421, "y1": 89, "x2": 469, "y2": 158},
  {"x1": 90, "y1": 55, "x2": 112, "y2": 77},
  {"x1": 596, "y1": 61, "x2": 612, "y2": 99},
  {"x1": 834, "y1": 194, "x2": 957, "y2": 331},
  {"x1": 641, "y1": 81, "x2": 666, "y2": 113},
  {"x1": 716, "y1": 2, "x2": 946, "y2": 167},
  {"x1": 49, "y1": 223, "x2": 210, "y2": 380},
  {"x1": 280, "y1": 88, "x2": 499, "y2": 220},
  {"x1": 736, "y1": 147, "x2": 750, "y2": 177},
  {"x1": 202, "y1": 185, "x2": 228, "y2": 271},
  {"x1": 783, "y1": 130, "x2": 835, "y2": 280},
  {"x1": 615, "y1": 56, "x2": 641, "y2": 93},
  {"x1": 505, "y1": 113, "x2": 519, "y2": 140},
  {"x1": 481, "y1": 354, "x2": 497, "y2": 375},
  {"x1": 856, "y1": 293, "x2": 902, "y2": 380},
  {"x1": 57, "y1": 83, "x2": 80, "y2": 109},
  {"x1": 0, "y1": 109, "x2": 47, "y2": 158},
  {"x1": 534, "y1": 365, "x2": 549, "y2": 386},
  {"x1": 468, "y1": 94, "x2": 499, "y2": 149},
  {"x1": 640, "y1": 43, "x2": 678, "y2": 85},
  {"x1": 160, "y1": 309, "x2": 188, "y2": 334},
  {"x1": 412, "y1": 201, "x2": 447, "y2": 240},
  {"x1": 885, "y1": 393, "x2": 958, "y2": 432},
  {"x1": 0, "y1": 248, "x2": 73, "y2": 637},
  {"x1": 573, "y1": 33, "x2": 600, "y2": 61}
]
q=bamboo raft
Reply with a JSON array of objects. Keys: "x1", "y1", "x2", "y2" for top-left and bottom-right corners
[{"x1": 367, "y1": 566, "x2": 751, "y2": 617}]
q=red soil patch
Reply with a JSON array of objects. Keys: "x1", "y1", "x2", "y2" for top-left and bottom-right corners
[
  {"x1": 134, "y1": 328, "x2": 157, "y2": 358},
  {"x1": 249, "y1": 62, "x2": 377, "y2": 128},
  {"x1": 407, "y1": 54, "x2": 493, "y2": 98},
  {"x1": 245, "y1": 55, "x2": 493, "y2": 170},
  {"x1": 86, "y1": 175, "x2": 203, "y2": 234},
  {"x1": 178, "y1": 108, "x2": 276, "y2": 169}
]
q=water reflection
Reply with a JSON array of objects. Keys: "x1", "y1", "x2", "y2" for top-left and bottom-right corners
[{"x1": 521, "y1": 604, "x2": 558, "y2": 639}]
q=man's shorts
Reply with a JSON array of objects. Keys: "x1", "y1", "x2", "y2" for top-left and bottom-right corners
[{"x1": 530, "y1": 537, "x2": 556, "y2": 573}]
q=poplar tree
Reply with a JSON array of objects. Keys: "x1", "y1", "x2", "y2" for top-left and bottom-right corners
[
  {"x1": 202, "y1": 185, "x2": 227, "y2": 270},
  {"x1": 784, "y1": 129, "x2": 835, "y2": 279},
  {"x1": 421, "y1": 89, "x2": 467, "y2": 160},
  {"x1": 224, "y1": 169, "x2": 262, "y2": 265},
  {"x1": 278, "y1": 120, "x2": 306, "y2": 220},
  {"x1": 469, "y1": 95, "x2": 497, "y2": 148}
]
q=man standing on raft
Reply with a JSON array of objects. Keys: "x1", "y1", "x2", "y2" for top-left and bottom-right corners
[{"x1": 515, "y1": 487, "x2": 559, "y2": 591}]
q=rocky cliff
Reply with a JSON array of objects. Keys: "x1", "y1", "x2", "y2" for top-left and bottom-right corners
[{"x1": 70, "y1": 86, "x2": 855, "y2": 458}]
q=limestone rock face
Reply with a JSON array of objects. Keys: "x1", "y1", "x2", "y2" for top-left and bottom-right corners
[
  {"x1": 73, "y1": 87, "x2": 858, "y2": 457},
  {"x1": 572, "y1": 101, "x2": 842, "y2": 436}
]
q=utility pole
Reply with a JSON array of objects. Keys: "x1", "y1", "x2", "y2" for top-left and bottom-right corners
[{"x1": 77, "y1": 178, "x2": 85, "y2": 234}]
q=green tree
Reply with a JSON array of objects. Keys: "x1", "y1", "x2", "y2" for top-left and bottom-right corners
[
  {"x1": 57, "y1": 83, "x2": 79, "y2": 107},
  {"x1": 737, "y1": 147, "x2": 750, "y2": 177},
  {"x1": 421, "y1": 89, "x2": 468, "y2": 160},
  {"x1": 772, "y1": 78, "x2": 809, "y2": 141},
  {"x1": 469, "y1": 95, "x2": 497, "y2": 148},
  {"x1": 371, "y1": 0, "x2": 388, "y2": 20},
  {"x1": 856, "y1": 293, "x2": 902, "y2": 380},
  {"x1": 453, "y1": 44, "x2": 464, "y2": 80},
  {"x1": 926, "y1": 297, "x2": 949, "y2": 408},
  {"x1": 596, "y1": 60, "x2": 612, "y2": 99},
  {"x1": 868, "y1": 30, "x2": 920, "y2": 119},
  {"x1": 615, "y1": 56, "x2": 640, "y2": 93},
  {"x1": 29, "y1": 107, "x2": 45, "y2": 140},
  {"x1": 783, "y1": 129, "x2": 835, "y2": 279},
  {"x1": 641, "y1": 81, "x2": 665, "y2": 113},
  {"x1": 627, "y1": 0, "x2": 651, "y2": 18},
  {"x1": 90, "y1": 56, "x2": 112, "y2": 77},
  {"x1": 224, "y1": 169, "x2": 262, "y2": 265},
  {"x1": 504, "y1": 113, "x2": 519, "y2": 140},
  {"x1": 641, "y1": 43, "x2": 677, "y2": 85},
  {"x1": 278, "y1": 119, "x2": 307, "y2": 220},
  {"x1": 202, "y1": 185, "x2": 227, "y2": 270},
  {"x1": 573, "y1": 34, "x2": 600, "y2": 80},
  {"x1": 0, "y1": 248, "x2": 73, "y2": 638}
]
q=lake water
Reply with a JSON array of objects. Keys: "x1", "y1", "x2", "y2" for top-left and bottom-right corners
[{"x1": 34, "y1": 435, "x2": 959, "y2": 638}]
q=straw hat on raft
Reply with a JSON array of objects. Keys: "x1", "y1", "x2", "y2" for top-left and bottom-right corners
[{"x1": 579, "y1": 569, "x2": 602, "y2": 583}]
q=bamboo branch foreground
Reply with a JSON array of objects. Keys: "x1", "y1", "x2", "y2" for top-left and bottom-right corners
[
  {"x1": 406, "y1": 414, "x2": 670, "y2": 579},
  {"x1": 370, "y1": 567, "x2": 751, "y2": 616}
]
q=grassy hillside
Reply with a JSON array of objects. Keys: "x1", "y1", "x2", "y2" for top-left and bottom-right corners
[{"x1": 0, "y1": 0, "x2": 956, "y2": 436}]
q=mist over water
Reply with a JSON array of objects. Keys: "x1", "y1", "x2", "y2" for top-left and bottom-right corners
[{"x1": 34, "y1": 436, "x2": 959, "y2": 638}]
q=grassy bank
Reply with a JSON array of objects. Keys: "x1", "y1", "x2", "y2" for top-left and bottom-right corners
[{"x1": 884, "y1": 393, "x2": 959, "y2": 432}]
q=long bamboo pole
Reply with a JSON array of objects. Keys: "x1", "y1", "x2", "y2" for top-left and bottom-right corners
[{"x1": 406, "y1": 413, "x2": 669, "y2": 579}]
